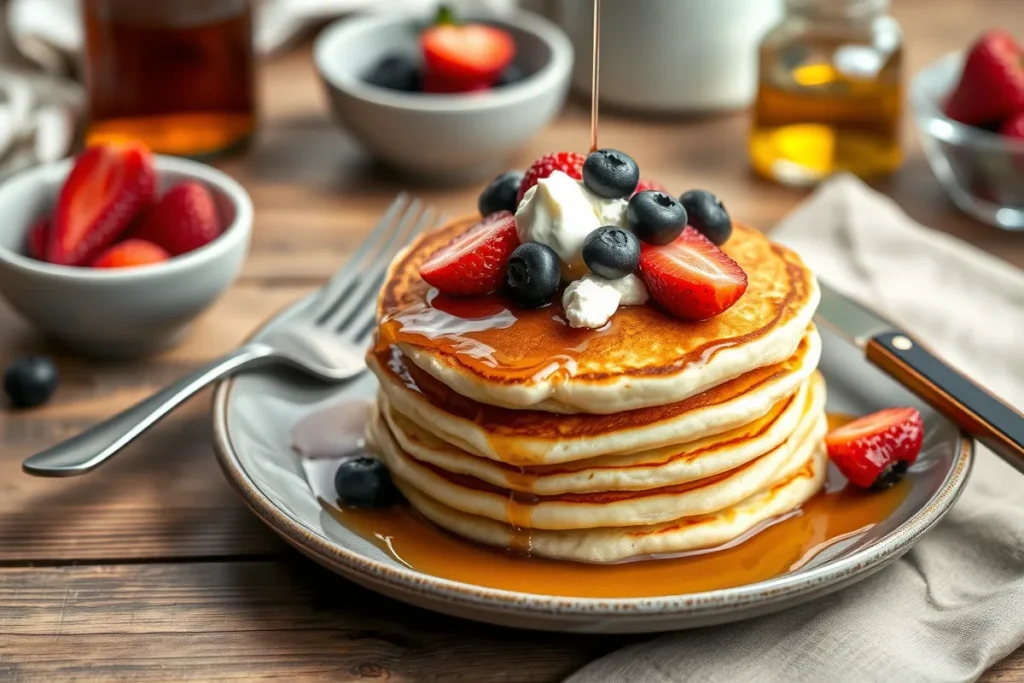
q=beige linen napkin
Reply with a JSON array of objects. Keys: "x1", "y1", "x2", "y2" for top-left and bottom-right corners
[{"x1": 566, "y1": 174, "x2": 1024, "y2": 683}]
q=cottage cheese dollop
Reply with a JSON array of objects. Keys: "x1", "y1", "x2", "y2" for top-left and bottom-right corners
[{"x1": 562, "y1": 273, "x2": 649, "y2": 329}]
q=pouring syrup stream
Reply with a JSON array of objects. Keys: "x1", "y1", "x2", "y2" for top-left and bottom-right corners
[{"x1": 589, "y1": 0, "x2": 601, "y2": 153}]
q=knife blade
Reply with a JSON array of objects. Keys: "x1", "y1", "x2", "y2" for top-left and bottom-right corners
[{"x1": 814, "y1": 280, "x2": 1024, "y2": 473}]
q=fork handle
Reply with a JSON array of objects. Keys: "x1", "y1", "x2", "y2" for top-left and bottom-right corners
[{"x1": 21, "y1": 343, "x2": 277, "y2": 477}]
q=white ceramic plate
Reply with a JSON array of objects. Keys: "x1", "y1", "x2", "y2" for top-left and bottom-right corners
[{"x1": 212, "y1": 291, "x2": 973, "y2": 634}]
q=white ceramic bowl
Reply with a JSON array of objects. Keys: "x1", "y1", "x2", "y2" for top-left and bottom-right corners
[
  {"x1": 313, "y1": 9, "x2": 573, "y2": 183},
  {"x1": 0, "y1": 155, "x2": 253, "y2": 358}
]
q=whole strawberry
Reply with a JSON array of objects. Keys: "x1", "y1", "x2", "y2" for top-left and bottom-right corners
[
  {"x1": 135, "y1": 180, "x2": 222, "y2": 256},
  {"x1": 944, "y1": 30, "x2": 1024, "y2": 126},
  {"x1": 517, "y1": 151, "x2": 586, "y2": 205}
]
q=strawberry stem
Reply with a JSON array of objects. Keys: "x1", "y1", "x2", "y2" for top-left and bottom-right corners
[{"x1": 434, "y1": 3, "x2": 458, "y2": 26}]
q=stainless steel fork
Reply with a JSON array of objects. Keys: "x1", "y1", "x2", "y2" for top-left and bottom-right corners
[{"x1": 22, "y1": 194, "x2": 444, "y2": 477}]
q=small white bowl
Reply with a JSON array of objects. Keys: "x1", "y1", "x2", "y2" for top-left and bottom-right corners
[
  {"x1": 0, "y1": 155, "x2": 253, "y2": 358},
  {"x1": 313, "y1": 9, "x2": 573, "y2": 184}
]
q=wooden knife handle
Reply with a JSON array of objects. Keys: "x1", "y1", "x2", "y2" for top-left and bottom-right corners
[{"x1": 865, "y1": 331, "x2": 1024, "y2": 471}]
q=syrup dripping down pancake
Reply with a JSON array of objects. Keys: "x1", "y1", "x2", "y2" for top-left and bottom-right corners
[{"x1": 375, "y1": 217, "x2": 820, "y2": 414}]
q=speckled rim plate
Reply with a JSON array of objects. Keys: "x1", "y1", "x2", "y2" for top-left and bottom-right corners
[{"x1": 211, "y1": 291, "x2": 974, "y2": 634}]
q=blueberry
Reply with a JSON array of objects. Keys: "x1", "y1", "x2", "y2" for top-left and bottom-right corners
[
  {"x1": 582, "y1": 226, "x2": 640, "y2": 280},
  {"x1": 478, "y1": 171, "x2": 525, "y2": 216},
  {"x1": 505, "y1": 242, "x2": 560, "y2": 308},
  {"x1": 3, "y1": 356, "x2": 58, "y2": 409},
  {"x1": 679, "y1": 190, "x2": 732, "y2": 245},
  {"x1": 870, "y1": 460, "x2": 909, "y2": 491},
  {"x1": 495, "y1": 63, "x2": 527, "y2": 87},
  {"x1": 335, "y1": 455, "x2": 400, "y2": 507},
  {"x1": 582, "y1": 149, "x2": 640, "y2": 199},
  {"x1": 364, "y1": 53, "x2": 422, "y2": 92},
  {"x1": 627, "y1": 191, "x2": 687, "y2": 246}
]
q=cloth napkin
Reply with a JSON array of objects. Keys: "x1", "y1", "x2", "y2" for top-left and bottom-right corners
[{"x1": 566, "y1": 174, "x2": 1024, "y2": 683}]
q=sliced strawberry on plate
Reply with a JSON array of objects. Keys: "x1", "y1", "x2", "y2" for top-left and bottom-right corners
[
  {"x1": 633, "y1": 178, "x2": 669, "y2": 196},
  {"x1": 421, "y1": 6, "x2": 515, "y2": 91},
  {"x1": 638, "y1": 226, "x2": 748, "y2": 321},
  {"x1": 825, "y1": 407, "x2": 924, "y2": 490},
  {"x1": 419, "y1": 210, "x2": 519, "y2": 296},
  {"x1": 944, "y1": 29, "x2": 1024, "y2": 126},
  {"x1": 48, "y1": 142, "x2": 157, "y2": 266},
  {"x1": 134, "y1": 180, "x2": 222, "y2": 256},
  {"x1": 91, "y1": 239, "x2": 171, "y2": 269},
  {"x1": 1000, "y1": 110, "x2": 1024, "y2": 139},
  {"x1": 516, "y1": 151, "x2": 586, "y2": 204},
  {"x1": 26, "y1": 216, "x2": 50, "y2": 261}
]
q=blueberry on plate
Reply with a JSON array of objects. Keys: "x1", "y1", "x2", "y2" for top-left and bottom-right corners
[
  {"x1": 582, "y1": 226, "x2": 640, "y2": 280},
  {"x1": 627, "y1": 191, "x2": 687, "y2": 246},
  {"x1": 3, "y1": 356, "x2": 59, "y2": 409},
  {"x1": 335, "y1": 455, "x2": 401, "y2": 507},
  {"x1": 495, "y1": 63, "x2": 527, "y2": 87},
  {"x1": 505, "y1": 242, "x2": 560, "y2": 308},
  {"x1": 582, "y1": 149, "x2": 640, "y2": 199},
  {"x1": 364, "y1": 53, "x2": 422, "y2": 92},
  {"x1": 679, "y1": 189, "x2": 732, "y2": 245},
  {"x1": 478, "y1": 171, "x2": 525, "y2": 216}
]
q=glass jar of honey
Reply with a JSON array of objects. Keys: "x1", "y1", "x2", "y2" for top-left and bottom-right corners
[{"x1": 749, "y1": 0, "x2": 903, "y2": 186}]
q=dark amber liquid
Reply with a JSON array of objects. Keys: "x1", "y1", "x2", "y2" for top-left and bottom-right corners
[{"x1": 82, "y1": 0, "x2": 256, "y2": 158}]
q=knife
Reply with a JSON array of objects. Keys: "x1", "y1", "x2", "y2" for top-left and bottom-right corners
[{"x1": 814, "y1": 281, "x2": 1024, "y2": 472}]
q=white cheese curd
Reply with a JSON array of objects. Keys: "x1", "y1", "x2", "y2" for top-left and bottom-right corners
[
  {"x1": 562, "y1": 273, "x2": 649, "y2": 329},
  {"x1": 605, "y1": 272, "x2": 649, "y2": 306}
]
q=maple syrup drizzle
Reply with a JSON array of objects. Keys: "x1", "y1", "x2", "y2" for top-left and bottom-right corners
[{"x1": 589, "y1": 0, "x2": 601, "y2": 154}]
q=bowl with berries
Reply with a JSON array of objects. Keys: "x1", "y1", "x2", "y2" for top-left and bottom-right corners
[
  {"x1": 0, "y1": 142, "x2": 253, "y2": 357},
  {"x1": 911, "y1": 29, "x2": 1024, "y2": 230},
  {"x1": 313, "y1": 4, "x2": 573, "y2": 182}
]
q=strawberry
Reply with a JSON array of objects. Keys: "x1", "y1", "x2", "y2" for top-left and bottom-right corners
[
  {"x1": 825, "y1": 407, "x2": 924, "y2": 490},
  {"x1": 48, "y1": 142, "x2": 156, "y2": 266},
  {"x1": 419, "y1": 210, "x2": 519, "y2": 296},
  {"x1": 633, "y1": 178, "x2": 669, "y2": 196},
  {"x1": 420, "y1": 6, "x2": 515, "y2": 92},
  {"x1": 134, "y1": 180, "x2": 222, "y2": 256},
  {"x1": 944, "y1": 30, "x2": 1024, "y2": 126},
  {"x1": 91, "y1": 239, "x2": 170, "y2": 269},
  {"x1": 1000, "y1": 110, "x2": 1024, "y2": 139},
  {"x1": 26, "y1": 216, "x2": 50, "y2": 261},
  {"x1": 516, "y1": 151, "x2": 586, "y2": 204},
  {"x1": 638, "y1": 226, "x2": 748, "y2": 321}
]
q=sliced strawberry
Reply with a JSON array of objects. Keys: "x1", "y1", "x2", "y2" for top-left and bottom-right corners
[
  {"x1": 134, "y1": 180, "x2": 222, "y2": 256},
  {"x1": 825, "y1": 407, "x2": 924, "y2": 490},
  {"x1": 419, "y1": 211, "x2": 519, "y2": 296},
  {"x1": 516, "y1": 151, "x2": 586, "y2": 205},
  {"x1": 633, "y1": 178, "x2": 669, "y2": 196},
  {"x1": 91, "y1": 239, "x2": 171, "y2": 269},
  {"x1": 1000, "y1": 110, "x2": 1024, "y2": 139},
  {"x1": 944, "y1": 30, "x2": 1024, "y2": 126},
  {"x1": 48, "y1": 142, "x2": 157, "y2": 266},
  {"x1": 420, "y1": 7, "x2": 515, "y2": 91},
  {"x1": 638, "y1": 226, "x2": 748, "y2": 321},
  {"x1": 26, "y1": 216, "x2": 50, "y2": 261}
]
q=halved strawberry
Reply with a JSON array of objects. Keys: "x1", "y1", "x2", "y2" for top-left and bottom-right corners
[
  {"x1": 421, "y1": 7, "x2": 515, "y2": 91},
  {"x1": 516, "y1": 151, "x2": 586, "y2": 205},
  {"x1": 419, "y1": 211, "x2": 519, "y2": 296},
  {"x1": 633, "y1": 178, "x2": 669, "y2": 196},
  {"x1": 48, "y1": 142, "x2": 157, "y2": 266},
  {"x1": 26, "y1": 216, "x2": 50, "y2": 261},
  {"x1": 134, "y1": 180, "x2": 222, "y2": 256},
  {"x1": 1000, "y1": 110, "x2": 1024, "y2": 139},
  {"x1": 638, "y1": 226, "x2": 748, "y2": 320},
  {"x1": 944, "y1": 30, "x2": 1024, "y2": 126},
  {"x1": 825, "y1": 407, "x2": 924, "y2": 490},
  {"x1": 91, "y1": 239, "x2": 170, "y2": 269}
]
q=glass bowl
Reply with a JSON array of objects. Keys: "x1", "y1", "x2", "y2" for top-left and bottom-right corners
[{"x1": 910, "y1": 51, "x2": 1024, "y2": 230}]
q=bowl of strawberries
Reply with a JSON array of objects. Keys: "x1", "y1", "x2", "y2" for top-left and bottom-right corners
[
  {"x1": 313, "y1": 5, "x2": 572, "y2": 183},
  {"x1": 0, "y1": 142, "x2": 253, "y2": 357},
  {"x1": 911, "y1": 29, "x2": 1024, "y2": 230}
]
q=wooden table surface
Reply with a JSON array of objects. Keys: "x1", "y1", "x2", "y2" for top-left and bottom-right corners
[{"x1": 3, "y1": 2, "x2": 1024, "y2": 680}]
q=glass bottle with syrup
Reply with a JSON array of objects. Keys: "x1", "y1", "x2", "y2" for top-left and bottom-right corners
[{"x1": 749, "y1": 0, "x2": 903, "y2": 186}]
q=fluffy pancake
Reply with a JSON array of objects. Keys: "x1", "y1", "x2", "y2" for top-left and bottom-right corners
[
  {"x1": 370, "y1": 396, "x2": 825, "y2": 530},
  {"x1": 380, "y1": 372, "x2": 826, "y2": 495},
  {"x1": 374, "y1": 218, "x2": 820, "y2": 414},
  {"x1": 369, "y1": 325, "x2": 822, "y2": 466},
  {"x1": 393, "y1": 446, "x2": 828, "y2": 564}
]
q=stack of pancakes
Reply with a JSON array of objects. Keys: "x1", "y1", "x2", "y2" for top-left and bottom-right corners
[{"x1": 366, "y1": 219, "x2": 825, "y2": 564}]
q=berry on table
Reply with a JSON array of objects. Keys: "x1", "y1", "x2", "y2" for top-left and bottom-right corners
[
  {"x1": 582, "y1": 149, "x2": 640, "y2": 199},
  {"x1": 504, "y1": 241, "x2": 560, "y2": 308},
  {"x1": 825, "y1": 407, "x2": 924, "y2": 490},
  {"x1": 3, "y1": 356, "x2": 59, "y2": 409},
  {"x1": 517, "y1": 151, "x2": 586, "y2": 204},
  {"x1": 582, "y1": 226, "x2": 640, "y2": 280},
  {"x1": 627, "y1": 191, "x2": 688, "y2": 246},
  {"x1": 419, "y1": 211, "x2": 520, "y2": 296},
  {"x1": 478, "y1": 171, "x2": 525, "y2": 216},
  {"x1": 335, "y1": 455, "x2": 401, "y2": 507},
  {"x1": 679, "y1": 189, "x2": 732, "y2": 246}
]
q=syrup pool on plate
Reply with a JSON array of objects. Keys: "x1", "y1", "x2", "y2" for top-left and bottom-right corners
[{"x1": 292, "y1": 405, "x2": 910, "y2": 599}]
